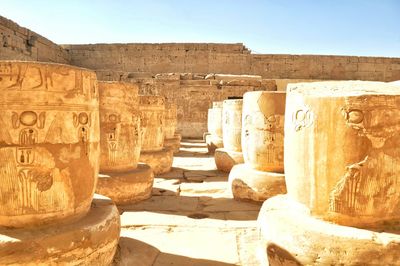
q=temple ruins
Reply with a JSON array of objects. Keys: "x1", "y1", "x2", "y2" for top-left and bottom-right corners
[{"x1": 1, "y1": 13, "x2": 400, "y2": 266}]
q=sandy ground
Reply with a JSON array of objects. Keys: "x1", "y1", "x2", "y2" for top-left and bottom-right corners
[{"x1": 113, "y1": 139, "x2": 262, "y2": 266}]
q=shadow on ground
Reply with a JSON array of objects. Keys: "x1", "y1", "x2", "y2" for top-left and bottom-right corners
[
  {"x1": 113, "y1": 237, "x2": 236, "y2": 266},
  {"x1": 118, "y1": 192, "x2": 262, "y2": 221}
]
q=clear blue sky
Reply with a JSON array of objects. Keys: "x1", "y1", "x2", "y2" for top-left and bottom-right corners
[{"x1": 1, "y1": 0, "x2": 399, "y2": 57}]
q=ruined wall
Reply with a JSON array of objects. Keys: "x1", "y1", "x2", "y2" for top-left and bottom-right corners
[
  {"x1": 1, "y1": 14, "x2": 400, "y2": 138},
  {"x1": 0, "y1": 16, "x2": 69, "y2": 63},
  {"x1": 64, "y1": 43, "x2": 400, "y2": 82},
  {"x1": 96, "y1": 71, "x2": 277, "y2": 138}
]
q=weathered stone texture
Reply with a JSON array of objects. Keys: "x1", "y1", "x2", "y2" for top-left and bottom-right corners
[
  {"x1": 99, "y1": 81, "x2": 140, "y2": 172},
  {"x1": 0, "y1": 16, "x2": 69, "y2": 63},
  {"x1": 138, "y1": 96, "x2": 165, "y2": 152},
  {"x1": 285, "y1": 81, "x2": 400, "y2": 227},
  {"x1": 0, "y1": 195, "x2": 120, "y2": 265},
  {"x1": 0, "y1": 61, "x2": 99, "y2": 228},
  {"x1": 63, "y1": 43, "x2": 400, "y2": 81},
  {"x1": 96, "y1": 164, "x2": 154, "y2": 205},
  {"x1": 242, "y1": 91, "x2": 286, "y2": 173}
]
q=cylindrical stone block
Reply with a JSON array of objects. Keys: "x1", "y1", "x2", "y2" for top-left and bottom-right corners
[
  {"x1": 164, "y1": 102, "x2": 177, "y2": 139},
  {"x1": 0, "y1": 61, "x2": 100, "y2": 228},
  {"x1": 222, "y1": 99, "x2": 243, "y2": 152},
  {"x1": 258, "y1": 195, "x2": 400, "y2": 266},
  {"x1": 96, "y1": 163, "x2": 154, "y2": 205},
  {"x1": 214, "y1": 148, "x2": 244, "y2": 173},
  {"x1": 139, "y1": 148, "x2": 173, "y2": 175},
  {"x1": 242, "y1": 91, "x2": 286, "y2": 173},
  {"x1": 138, "y1": 95, "x2": 165, "y2": 152},
  {"x1": 208, "y1": 101, "x2": 223, "y2": 138},
  {"x1": 0, "y1": 194, "x2": 120, "y2": 265},
  {"x1": 99, "y1": 81, "x2": 140, "y2": 172},
  {"x1": 229, "y1": 164, "x2": 286, "y2": 202},
  {"x1": 164, "y1": 134, "x2": 181, "y2": 153},
  {"x1": 285, "y1": 81, "x2": 400, "y2": 226}
]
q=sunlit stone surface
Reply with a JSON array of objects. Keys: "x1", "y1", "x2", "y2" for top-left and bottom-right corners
[
  {"x1": 229, "y1": 91, "x2": 287, "y2": 202},
  {"x1": 258, "y1": 81, "x2": 400, "y2": 265},
  {"x1": 0, "y1": 61, "x2": 100, "y2": 228},
  {"x1": 0, "y1": 61, "x2": 120, "y2": 266},
  {"x1": 164, "y1": 102, "x2": 180, "y2": 153},
  {"x1": 96, "y1": 81, "x2": 153, "y2": 204},
  {"x1": 139, "y1": 95, "x2": 173, "y2": 174},
  {"x1": 0, "y1": 195, "x2": 120, "y2": 265},
  {"x1": 215, "y1": 99, "x2": 244, "y2": 172},
  {"x1": 206, "y1": 101, "x2": 223, "y2": 153}
]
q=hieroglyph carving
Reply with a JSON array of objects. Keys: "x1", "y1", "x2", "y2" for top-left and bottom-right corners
[
  {"x1": 329, "y1": 98, "x2": 400, "y2": 218},
  {"x1": 0, "y1": 62, "x2": 99, "y2": 226}
]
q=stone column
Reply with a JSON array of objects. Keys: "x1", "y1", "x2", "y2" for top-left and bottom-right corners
[
  {"x1": 138, "y1": 95, "x2": 173, "y2": 175},
  {"x1": 205, "y1": 101, "x2": 224, "y2": 153},
  {"x1": 95, "y1": 81, "x2": 154, "y2": 205},
  {"x1": 0, "y1": 61, "x2": 119, "y2": 265},
  {"x1": 228, "y1": 91, "x2": 286, "y2": 201},
  {"x1": 163, "y1": 102, "x2": 181, "y2": 153},
  {"x1": 214, "y1": 99, "x2": 245, "y2": 172},
  {"x1": 258, "y1": 81, "x2": 400, "y2": 265}
]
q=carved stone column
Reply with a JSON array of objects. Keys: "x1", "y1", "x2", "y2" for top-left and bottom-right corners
[
  {"x1": 228, "y1": 91, "x2": 286, "y2": 201},
  {"x1": 96, "y1": 81, "x2": 154, "y2": 205},
  {"x1": 164, "y1": 102, "x2": 181, "y2": 153},
  {"x1": 138, "y1": 95, "x2": 173, "y2": 175},
  {"x1": 258, "y1": 81, "x2": 400, "y2": 265},
  {"x1": 0, "y1": 61, "x2": 120, "y2": 265},
  {"x1": 205, "y1": 101, "x2": 224, "y2": 153},
  {"x1": 214, "y1": 99, "x2": 244, "y2": 172}
]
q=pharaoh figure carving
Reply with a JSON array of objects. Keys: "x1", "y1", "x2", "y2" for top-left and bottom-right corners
[
  {"x1": 138, "y1": 96, "x2": 165, "y2": 152},
  {"x1": 329, "y1": 97, "x2": 400, "y2": 219},
  {"x1": 0, "y1": 61, "x2": 100, "y2": 228},
  {"x1": 284, "y1": 81, "x2": 400, "y2": 226},
  {"x1": 242, "y1": 92, "x2": 286, "y2": 172},
  {"x1": 98, "y1": 82, "x2": 140, "y2": 172}
]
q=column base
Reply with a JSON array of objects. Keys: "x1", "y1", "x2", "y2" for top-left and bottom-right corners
[
  {"x1": 164, "y1": 135, "x2": 181, "y2": 153},
  {"x1": 0, "y1": 194, "x2": 120, "y2": 265},
  {"x1": 228, "y1": 164, "x2": 286, "y2": 202},
  {"x1": 257, "y1": 195, "x2": 400, "y2": 266},
  {"x1": 96, "y1": 163, "x2": 154, "y2": 205},
  {"x1": 214, "y1": 148, "x2": 244, "y2": 172},
  {"x1": 139, "y1": 147, "x2": 174, "y2": 175},
  {"x1": 205, "y1": 134, "x2": 223, "y2": 154}
]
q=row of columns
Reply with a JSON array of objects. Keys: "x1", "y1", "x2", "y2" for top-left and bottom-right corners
[
  {"x1": 0, "y1": 61, "x2": 179, "y2": 264},
  {"x1": 205, "y1": 81, "x2": 400, "y2": 265}
]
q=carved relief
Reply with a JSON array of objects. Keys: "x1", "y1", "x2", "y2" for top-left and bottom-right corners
[
  {"x1": 222, "y1": 99, "x2": 242, "y2": 152},
  {"x1": 292, "y1": 107, "x2": 313, "y2": 132},
  {"x1": 98, "y1": 81, "x2": 140, "y2": 171},
  {"x1": 138, "y1": 96, "x2": 165, "y2": 152},
  {"x1": 242, "y1": 92, "x2": 285, "y2": 172},
  {"x1": 327, "y1": 99, "x2": 400, "y2": 218},
  {"x1": 0, "y1": 62, "x2": 99, "y2": 227}
]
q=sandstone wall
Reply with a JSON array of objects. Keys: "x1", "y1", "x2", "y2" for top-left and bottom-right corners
[
  {"x1": 96, "y1": 71, "x2": 277, "y2": 138},
  {"x1": 0, "y1": 16, "x2": 69, "y2": 63},
  {"x1": 1, "y1": 15, "x2": 400, "y2": 138},
  {"x1": 64, "y1": 43, "x2": 400, "y2": 82}
]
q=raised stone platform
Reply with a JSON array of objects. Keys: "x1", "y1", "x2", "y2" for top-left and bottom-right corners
[
  {"x1": 205, "y1": 134, "x2": 223, "y2": 154},
  {"x1": 228, "y1": 164, "x2": 286, "y2": 202},
  {"x1": 140, "y1": 148, "x2": 174, "y2": 175},
  {"x1": 0, "y1": 194, "x2": 120, "y2": 265},
  {"x1": 257, "y1": 195, "x2": 400, "y2": 266},
  {"x1": 96, "y1": 163, "x2": 154, "y2": 205},
  {"x1": 164, "y1": 134, "x2": 181, "y2": 154},
  {"x1": 214, "y1": 148, "x2": 244, "y2": 173}
]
